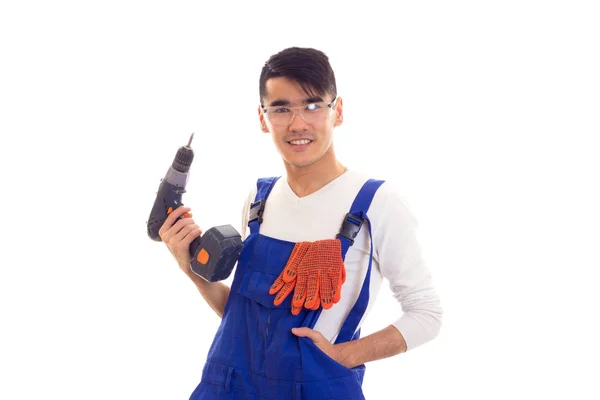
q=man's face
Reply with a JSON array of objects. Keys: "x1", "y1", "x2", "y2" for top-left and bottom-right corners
[{"x1": 258, "y1": 77, "x2": 343, "y2": 169}]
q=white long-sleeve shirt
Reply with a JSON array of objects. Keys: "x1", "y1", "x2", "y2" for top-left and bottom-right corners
[{"x1": 239, "y1": 168, "x2": 443, "y2": 351}]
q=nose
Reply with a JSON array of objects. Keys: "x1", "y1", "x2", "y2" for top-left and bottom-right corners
[{"x1": 288, "y1": 110, "x2": 310, "y2": 132}]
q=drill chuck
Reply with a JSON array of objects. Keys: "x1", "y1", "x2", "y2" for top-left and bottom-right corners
[{"x1": 172, "y1": 133, "x2": 195, "y2": 173}]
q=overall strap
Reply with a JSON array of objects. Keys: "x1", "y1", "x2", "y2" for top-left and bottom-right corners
[
  {"x1": 337, "y1": 179, "x2": 384, "y2": 258},
  {"x1": 248, "y1": 176, "x2": 280, "y2": 235},
  {"x1": 300, "y1": 179, "x2": 385, "y2": 337},
  {"x1": 335, "y1": 179, "x2": 385, "y2": 344}
]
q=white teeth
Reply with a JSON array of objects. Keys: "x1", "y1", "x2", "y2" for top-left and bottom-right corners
[{"x1": 290, "y1": 139, "x2": 311, "y2": 145}]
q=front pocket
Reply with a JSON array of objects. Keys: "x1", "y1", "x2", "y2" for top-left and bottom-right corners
[
  {"x1": 302, "y1": 337, "x2": 354, "y2": 375},
  {"x1": 299, "y1": 338, "x2": 366, "y2": 398}
]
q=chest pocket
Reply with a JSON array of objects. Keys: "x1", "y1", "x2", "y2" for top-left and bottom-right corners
[
  {"x1": 237, "y1": 268, "x2": 293, "y2": 309},
  {"x1": 235, "y1": 234, "x2": 297, "y2": 309}
]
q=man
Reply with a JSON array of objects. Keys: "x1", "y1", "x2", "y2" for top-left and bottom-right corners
[{"x1": 159, "y1": 47, "x2": 443, "y2": 400}]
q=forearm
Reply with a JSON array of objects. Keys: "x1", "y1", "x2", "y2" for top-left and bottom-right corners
[
  {"x1": 338, "y1": 325, "x2": 407, "y2": 368},
  {"x1": 184, "y1": 267, "x2": 230, "y2": 318}
]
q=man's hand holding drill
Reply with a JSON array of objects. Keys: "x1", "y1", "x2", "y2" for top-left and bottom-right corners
[{"x1": 159, "y1": 205, "x2": 202, "y2": 278}]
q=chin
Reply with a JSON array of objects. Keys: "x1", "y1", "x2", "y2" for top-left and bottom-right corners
[{"x1": 284, "y1": 155, "x2": 320, "y2": 168}]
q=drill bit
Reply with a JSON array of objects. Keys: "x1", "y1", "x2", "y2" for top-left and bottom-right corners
[{"x1": 187, "y1": 132, "x2": 194, "y2": 147}]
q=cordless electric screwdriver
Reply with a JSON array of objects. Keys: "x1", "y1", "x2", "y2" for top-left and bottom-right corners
[{"x1": 146, "y1": 133, "x2": 243, "y2": 282}]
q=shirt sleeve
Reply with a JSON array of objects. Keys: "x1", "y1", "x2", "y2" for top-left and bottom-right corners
[
  {"x1": 373, "y1": 187, "x2": 443, "y2": 351},
  {"x1": 240, "y1": 186, "x2": 257, "y2": 241}
]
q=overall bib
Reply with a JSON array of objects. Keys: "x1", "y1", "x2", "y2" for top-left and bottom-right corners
[{"x1": 190, "y1": 177, "x2": 384, "y2": 400}]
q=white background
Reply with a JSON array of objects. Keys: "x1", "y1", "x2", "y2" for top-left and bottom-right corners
[{"x1": 1, "y1": 1, "x2": 599, "y2": 399}]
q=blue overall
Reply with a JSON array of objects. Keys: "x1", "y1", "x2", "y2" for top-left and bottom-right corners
[{"x1": 189, "y1": 177, "x2": 384, "y2": 400}]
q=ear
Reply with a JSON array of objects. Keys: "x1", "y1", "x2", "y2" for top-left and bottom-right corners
[
  {"x1": 258, "y1": 105, "x2": 269, "y2": 133},
  {"x1": 333, "y1": 97, "x2": 344, "y2": 127}
]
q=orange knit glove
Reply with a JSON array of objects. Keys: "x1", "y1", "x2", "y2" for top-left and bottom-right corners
[
  {"x1": 292, "y1": 239, "x2": 346, "y2": 314},
  {"x1": 269, "y1": 242, "x2": 311, "y2": 308}
]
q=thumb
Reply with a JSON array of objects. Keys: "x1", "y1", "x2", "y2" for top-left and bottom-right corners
[{"x1": 292, "y1": 327, "x2": 321, "y2": 342}]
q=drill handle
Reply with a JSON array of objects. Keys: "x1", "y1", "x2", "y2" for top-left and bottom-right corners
[{"x1": 147, "y1": 179, "x2": 186, "y2": 241}]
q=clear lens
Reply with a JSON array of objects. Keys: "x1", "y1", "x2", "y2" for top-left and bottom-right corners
[{"x1": 264, "y1": 102, "x2": 332, "y2": 126}]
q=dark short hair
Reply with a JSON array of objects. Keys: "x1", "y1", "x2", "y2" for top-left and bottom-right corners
[{"x1": 259, "y1": 47, "x2": 337, "y2": 104}]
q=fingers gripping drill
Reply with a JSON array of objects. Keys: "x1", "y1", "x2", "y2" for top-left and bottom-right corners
[{"x1": 146, "y1": 133, "x2": 243, "y2": 282}]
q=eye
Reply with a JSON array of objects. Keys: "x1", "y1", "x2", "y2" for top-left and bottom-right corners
[
  {"x1": 273, "y1": 107, "x2": 290, "y2": 113},
  {"x1": 305, "y1": 103, "x2": 322, "y2": 112}
]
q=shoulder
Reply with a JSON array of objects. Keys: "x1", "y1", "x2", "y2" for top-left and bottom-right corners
[
  {"x1": 243, "y1": 175, "x2": 282, "y2": 202},
  {"x1": 240, "y1": 175, "x2": 283, "y2": 215},
  {"x1": 239, "y1": 176, "x2": 272, "y2": 239},
  {"x1": 352, "y1": 172, "x2": 419, "y2": 229}
]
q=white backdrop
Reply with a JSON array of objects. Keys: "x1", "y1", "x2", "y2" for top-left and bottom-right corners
[{"x1": 1, "y1": 1, "x2": 599, "y2": 399}]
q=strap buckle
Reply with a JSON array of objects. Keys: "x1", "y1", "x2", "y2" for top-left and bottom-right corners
[
  {"x1": 337, "y1": 213, "x2": 364, "y2": 245},
  {"x1": 248, "y1": 199, "x2": 266, "y2": 224}
]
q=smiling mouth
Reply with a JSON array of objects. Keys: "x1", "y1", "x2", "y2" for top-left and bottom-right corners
[{"x1": 288, "y1": 139, "x2": 313, "y2": 145}]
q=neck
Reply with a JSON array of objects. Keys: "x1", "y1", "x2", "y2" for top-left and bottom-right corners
[{"x1": 284, "y1": 148, "x2": 346, "y2": 198}]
